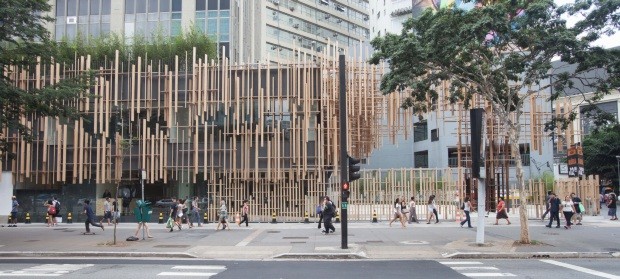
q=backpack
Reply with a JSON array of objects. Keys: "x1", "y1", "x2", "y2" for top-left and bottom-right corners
[
  {"x1": 48, "y1": 204, "x2": 57, "y2": 215},
  {"x1": 55, "y1": 201, "x2": 61, "y2": 213}
]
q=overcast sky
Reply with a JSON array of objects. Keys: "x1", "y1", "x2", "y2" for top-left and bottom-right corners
[{"x1": 555, "y1": 0, "x2": 619, "y2": 49}]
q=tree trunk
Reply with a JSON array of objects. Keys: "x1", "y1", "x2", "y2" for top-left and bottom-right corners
[
  {"x1": 508, "y1": 121, "x2": 530, "y2": 244},
  {"x1": 113, "y1": 182, "x2": 119, "y2": 245}
]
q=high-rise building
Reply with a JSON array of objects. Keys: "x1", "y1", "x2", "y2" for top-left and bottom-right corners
[{"x1": 47, "y1": 0, "x2": 371, "y2": 64}]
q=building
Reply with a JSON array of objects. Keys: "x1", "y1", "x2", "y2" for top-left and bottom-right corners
[{"x1": 47, "y1": 0, "x2": 371, "y2": 64}]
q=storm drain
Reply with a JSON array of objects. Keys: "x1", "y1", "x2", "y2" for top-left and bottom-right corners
[
  {"x1": 153, "y1": 245, "x2": 191, "y2": 248},
  {"x1": 283, "y1": 237, "x2": 309, "y2": 240},
  {"x1": 267, "y1": 231, "x2": 281, "y2": 233},
  {"x1": 290, "y1": 242, "x2": 307, "y2": 244},
  {"x1": 24, "y1": 240, "x2": 39, "y2": 242}
]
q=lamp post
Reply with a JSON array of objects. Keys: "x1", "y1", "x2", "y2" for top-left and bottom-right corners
[{"x1": 616, "y1": 156, "x2": 620, "y2": 192}]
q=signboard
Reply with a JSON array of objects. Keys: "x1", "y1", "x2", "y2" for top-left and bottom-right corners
[
  {"x1": 341, "y1": 202, "x2": 348, "y2": 210},
  {"x1": 567, "y1": 144, "x2": 584, "y2": 177}
]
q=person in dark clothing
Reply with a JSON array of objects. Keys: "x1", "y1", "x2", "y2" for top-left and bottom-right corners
[
  {"x1": 322, "y1": 196, "x2": 336, "y2": 234},
  {"x1": 607, "y1": 193, "x2": 617, "y2": 220},
  {"x1": 316, "y1": 197, "x2": 324, "y2": 229},
  {"x1": 541, "y1": 191, "x2": 552, "y2": 221},
  {"x1": 570, "y1": 192, "x2": 583, "y2": 225},
  {"x1": 83, "y1": 199, "x2": 104, "y2": 233},
  {"x1": 545, "y1": 193, "x2": 561, "y2": 228},
  {"x1": 102, "y1": 189, "x2": 112, "y2": 199}
]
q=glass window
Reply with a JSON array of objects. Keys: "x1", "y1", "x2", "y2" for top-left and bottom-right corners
[
  {"x1": 196, "y1": 11, "x2": 206, "y2": 18},
  {"x1": 66, "y1": 24, "x2": 77, "y2": 39},
  {"x1": 196, "y1": 18, "x2": 206, "y2": 33},
  {"x1": 125, "y1": 0, "x2": 135, "y2": 14},
  {"x1": 89, "y1": 24, "x2": 100, "y2": 37},
  {"x1": 171, "y1": 12, "x2": 181, "y2": 19},
  {"x1": 196, "y1": 0, "x2": 206, "y2": 11},
  {"x1": 67, "y1": 0, "x2": 78, "y2": 16},
  {"x1": 172, "y1": 0, "x2": 182, "y2": 12},
  {"x1": 79, "y1": 0, "x2": 89, "y2": 16},
  {"x1": 207, "y1": 18, "x2": 217, "y2": 34},
  {"x1": 208, "y1": 0, "x2": 218, "y2": 10},
  {"x1": 220, "y1": 18, "x2": 229, "y2": 33},
  {"x1": 171, "y1": 20, "x2": 182, "y2": 36},
  {"x1": 207, "y1": 11, "x2": 217, "y2": 17},
  {"x1": 220, "y1": 0, "x2": 230, "y2": 9},
  {"x1": 101, "y1": 0, "x2": 110, "y2": 14},
  {"x1": 55, "y1": 24, "x2": 65, "y2": 41},
  {"x1": 101, "y1": 23, "x2": 110, "y2": 36},
  {"x1": 101, "y1": 14, "x2": 109, "y2": 22},
  {"x1": 413, "y1": 121, "x2": 428, "y2": 142},
  {"x1": 56, "y1": 0, "x2": 66, "y2": 16},
  {"x1": 220, "y1": 10, "x2": 229, "y2": 17},
  {"x1": 148, "y1": 0, "x2": 158, "y2": 13},
  {"x1": 136, "y1": 0, "x2": 146, "y2": 13},
  {"x1": 160, "y1": 0, "x2": 170, "y2": 12},
  {"x1": 90, "y1": 0, "x2": 99, "y2": 15}
]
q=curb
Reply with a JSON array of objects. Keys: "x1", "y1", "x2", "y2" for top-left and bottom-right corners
[
  {"x1": 444, "y1": 252, "x2": 618, "y2": 259},
  {"x1": 0, "y1": 251, "x2": 196, "y2": 259},
  {"x1": 273, "y1": 252, "x2": 367, "y2": 260}
]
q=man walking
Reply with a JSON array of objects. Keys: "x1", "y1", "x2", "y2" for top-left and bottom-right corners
[
  {"x1": 83, "y1": 199, "x2": 104, "y2": 233},
  {"x1": 192, "y1": 196, "x2": 202, "y2": 227},
  {"x1": 570, "y1": 193, "x2": 583, "y2": 225},
  {"x1": 545, "y1": 193, "x2": 561, "y2": 228},
  {"x1": 321, "y1": 196, "x2": 336, "y2": 234},
  {"x1": 541, "y1": 191, "x2": 551, "y2": 221},
  {"x1": 101, "y1": 197, "x2": 112, "y2": 226},
  {"x1": 10, "y1": 196, "x2": 19, "y2": 227}
]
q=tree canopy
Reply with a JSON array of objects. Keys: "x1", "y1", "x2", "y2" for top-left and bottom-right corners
[
  {"x1": 583, "y1": 123, "x2": 620, "y2": 182},
  {"x1": 369, "y1": 0, "x2": 620, "y2": 243}
]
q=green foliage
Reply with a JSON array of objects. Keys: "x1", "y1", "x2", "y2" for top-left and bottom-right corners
[
  {"x1": 583, "y1": 123, "x2": 620, "y2": 181},
  {"x1": 539, "y1": 171, "x2": 554, "y2": 190},
  {"x1": 52, "y1": 26, "x2": 217, "y2": 68}
]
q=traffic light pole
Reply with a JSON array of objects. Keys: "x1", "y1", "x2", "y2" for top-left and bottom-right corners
[{"x1": 338, "y1": 54, "x2": 348, "y2": 249}]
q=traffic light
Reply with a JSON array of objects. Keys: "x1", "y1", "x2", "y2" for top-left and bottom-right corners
[
  {"x1": 342, "y1": 182, "x2": 350, "y2": 191},
  {"x1": 348, "y1": 155, "x2": 361, "y2": 182}
]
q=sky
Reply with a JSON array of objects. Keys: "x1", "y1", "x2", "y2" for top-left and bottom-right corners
[{"x1": 555, "y1": 0, "x2": 620, "y2": 49}]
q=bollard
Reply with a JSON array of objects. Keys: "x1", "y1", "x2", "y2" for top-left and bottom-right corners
[
  {"x1": 335, "y1": 211, "x2": 340, "y2": 223},
  {"x1": 158, "y1": 212, "x2": 164, "y2": 224},
  {"x1": 7, "y1": 212, "x2": 11, "y2": 224},
  {"x1": 204, "y1": 212, "x2": 209, "y2": 224},
  {"x1": 304, "y1": 211, "x2": 309, "y2": 223},
  {"x1": 25, "y1": 212, "x2": 31, "y2": 224},
  {"x1": 45, "y1": 213, "x2": 49, "y2": 224},
  {"x1": 271, "y1": 211, "x2": 277, "y2": 223},
  {"x1": 372, "y1": 210, "x2": 378, "y2": 223},
  {"x1": 67, "y1": 212, "x2": 72, "y2": 224}
]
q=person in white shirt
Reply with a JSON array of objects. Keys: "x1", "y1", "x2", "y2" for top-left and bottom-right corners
[
  {"x1": 389, "y1": 198, "x2": 406, "y2": 228},
  {"x1": 460, "y1": 196, "x2": 473, "y2": 228},
  {"x1": 408, "y1": 197, "x2": 419, "y2": 224},
  {"x1": 101, "y1": 197, "x2": 112, "y2": 226},
  {"x1": 561, "y1": 195, "x2": 576, "y2": 229}
]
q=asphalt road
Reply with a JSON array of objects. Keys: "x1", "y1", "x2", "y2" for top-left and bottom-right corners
[{"x1": 0, "y1": 258, "x2": 618, "y2": 278}]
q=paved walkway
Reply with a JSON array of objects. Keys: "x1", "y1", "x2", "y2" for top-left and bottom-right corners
[{"x1": 1, "y1": 212, "x2": 619, "y2": 260}]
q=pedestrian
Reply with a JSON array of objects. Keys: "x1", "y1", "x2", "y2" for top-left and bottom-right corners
[
  {"x1": 570, "y1": 192, "x2": 583, "y2": 225},
  {"x1": 102, "y1": 189, "x2": 112, "y2": 199},
  {"x1": 561, "y1": 195, "x2": 576, "y2": 229},
  {"x1": 426, "y1": 195, "x2": 439, "y2": 224},
  {"x1": 44, "y1": 198, "x2": 56, "y2": 227},
  {"x1": 83, "y1": 199, "x2": 104, "y2": 233},
  {"x1": 101, "y1": 197, "x2": 112, "y2": 226},
  {"x1": 321, "y1": 196, "x2": 336, "y2": 234},
  {"x1": 176, "y1": 199, "x2": 185, "y2": 230},
  {"x1": 607, "y1": 193, "x2": 617, "y2": 220},
  {"x1": 192, "y1": 196, "x2": 202, "y2": 227},
  {"x1": 239, "y1": 200, "x2": 249, "y2": 227},
  {"x1": 460, "y1": 196, "x2": 473, "y2": 228},
  {"x1": 316, "y1": 197, "x2": 324, "y2": 229},
  {"x1": 112, "y1": 198, "x2": 119, "y2": 224},
  {"x1": 168, "y1": 197, "x2": 179, "y2": 232},
  {"x1": 134, "y1": 221, "x2": 154, "y2": 238},
  {"x1": 408, "y1": 197, "x2": 419, "y2": 224},
  {"x1": 400, "y1": 196, "x2": 409, "y2": 222},
  {"x1": 389, "y1": 198, "x2": 406, "y2": 228},
  {"x1": 216, "y1": 198, "x2": 230, "y2": 230},
  {"x1": 541, "y1": 190, "x2": 551, "y2": 221},
  {"x1": 545, "y1": 193, "x2": 561, "y2": 228},
  {"x1": 10, "y1": 196, "x2": 19, "y2": 227},
  {"x1": 494, "y1": 196, "x2": 511, "y2": 225}
]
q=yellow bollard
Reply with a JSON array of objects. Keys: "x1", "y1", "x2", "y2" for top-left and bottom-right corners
[
  {"x1": 271, "y1": 211, "x2": 277, "y2": 223},
  {"x1": 304, "y1": 211, "x2": 309, "y2": 223},
  {"x1": 204, "y1": 212, "x2": 208, "y2": 224},
  {"x1": 372, "y1": 210, "x2": 378, "y2": 223},
  {"x1": 25, "y1": 212, "x2": 31, "y2": 224},
  {"x1": 67, "y1": 212, "x2": 72, "y2": 224},
  {"x1": 158, "y1": 212, "x2": 164, "y2": 224}
]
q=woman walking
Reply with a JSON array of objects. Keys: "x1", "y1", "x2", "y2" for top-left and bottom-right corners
[
  {"x1": 192, "y1": 196, "x2": 202, "y2": 227},
  {"x1": 408, "y1": 197, "x2": 419, "y2": 224},
  {"x1": 460, "y1": 197, "x2": 473, "y2": 228},
  {"x1": 388, "y1": 198, "x2": 406, "y2": 228},
  {"x1": 608, "y1": 193, "x2": 617, "y2": 220},
  {"x1": 239, "y1": 200, "x2": 249, "y2": 227},
  {"x1": 216, "y1": 198, "x2": 230, "y2": 230},
  {"x1": 426, "y1": 195, "x2": 439, "y2": 224},
  {"x1": 561, "y1": 195, "x2": 576, "y2": 229},
  {"x1": 494, "y1": 197, "x2": 511, "y2": 225}
]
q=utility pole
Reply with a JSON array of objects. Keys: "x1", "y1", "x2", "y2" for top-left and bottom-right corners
[
  {"x1": 471, "y1": 108, "x2": 486, "y2": 245},
  {"x1": 338, "y1": 54, "x2": 348, "y2": 249}
]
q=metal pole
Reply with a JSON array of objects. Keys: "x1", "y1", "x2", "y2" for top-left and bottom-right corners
[
  {"x1": 141, "y1": 170, "x2": 145, "y2": 240},
  {"x1": 476, "y1": 177, "x2": 486, "y2": 244},
  {"x1": 338, "y1": 54, "x2": 348, "y2": 249},
  {"x1": 616, "y1": 156, "x2": 620, "y2": 192}
]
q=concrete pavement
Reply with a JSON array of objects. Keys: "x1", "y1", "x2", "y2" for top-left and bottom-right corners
[{"x1": 1, "y1": 212, "x2": 619, "y2": 260}]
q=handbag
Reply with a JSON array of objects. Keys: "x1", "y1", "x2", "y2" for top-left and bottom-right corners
[
  {"x1": 578, "y1": 203, "x2": 585, "y2": 213},
  {"x1": 165, "y1": 217, "x2": 174, "y2": 228}
]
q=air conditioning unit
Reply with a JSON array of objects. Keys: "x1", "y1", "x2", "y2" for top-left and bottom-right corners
[
  {"x1": 293, "y1": 24, "x2": 299, "y2": 28},
  {"x1": 336, "y1": 5, "x2": 346, "y2": 12},
  {"x1": 273, "y1": 0, "x2": 280, "y2": 5},
  {"x1": 66, "y1": 16, "x2": 77, "y2": 24},
  {"x1": 337, "y1": 19, "x2": 342, "y2": 23},
  {"x1": 320, "y1": 0, "x2": 330, "y2": 5},
  {"x1": 363, "y1": 16, "x2": 369, "y2": 21}
]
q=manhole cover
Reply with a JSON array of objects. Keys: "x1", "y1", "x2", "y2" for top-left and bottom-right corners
[
  {"x1": 267, "y1": 231, "x2": 280, "y2": 233},
  {"x1": 153, "y1": 245, "x2": 191, "y2": 248},
  {"x1": 543, "y1": 232, "x2": 559, "y2": 236},
  {"x1": 290, "y1": 242, "x2": 307, "y2": 244},
  {"x1": 24, "y1": 240, "x2": 39, "y2": 242},
  {"x1": 283, "y1": 237, "x2": 309, "y2": 239}
]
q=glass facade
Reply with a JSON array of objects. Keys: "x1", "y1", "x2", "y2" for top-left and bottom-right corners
[
  {"x1": 124, "y1": 0, "x2": 182, "y2": 42},
  {"x1": 195, "y1": 0, "x2": 231, "y2": 42},
  {"x1": 55, "y1": 0, "x2": 111, "y2": 41}
]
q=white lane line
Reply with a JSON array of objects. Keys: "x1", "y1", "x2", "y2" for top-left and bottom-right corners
[
  {"x1": 157, "y1": 272, "x2": 218, "y2": 276},
  {"x1": 451, "y1": 267, "x2": 499, "y2": 270},
  {"x1": 439, "y1": 261, "x2": 484, "y2": 265},
  {"x1": 171, "y1": 266, "x2": 226, "y2": 270},
  {"x1": 540, "y1": 260, "x2": 620, "y2": 279},
  {"x1": 0, "y1": 274, "x2": 61, "y2": 277},
  {"x1": 462, "y1": 273, "x2": 516, "y2": 277},
  {"x1": 236, "y1": 228, "x2": 263, "y2": 247}
]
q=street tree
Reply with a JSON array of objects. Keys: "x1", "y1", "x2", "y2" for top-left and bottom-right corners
[
  {"x1": 583, "y1": 124, "x2": 620, "y2": 183},
  {"x1": 370, "y1": 0, "x2": 620, "y2": 243},
  {"x1": 0, "y1": 0, "x2": 90, "y2": 154}
]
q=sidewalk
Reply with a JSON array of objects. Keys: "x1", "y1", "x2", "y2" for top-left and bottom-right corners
[{"x1": 1, "y1": 212, "x2": 619, "y2": 260}]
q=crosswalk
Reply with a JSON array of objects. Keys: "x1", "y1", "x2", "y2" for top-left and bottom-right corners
[
  {"x1": 440, "y1": 261, "x2": 516, "y2": 277},
  {"x1": 157, "y1": 265, "x2": 227, "y2": 277},
  {"x1": 0, "y1": 264, "x2": 94, "y2": 277}
]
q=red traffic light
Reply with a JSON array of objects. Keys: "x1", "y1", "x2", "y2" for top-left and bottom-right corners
[{"x1": 342, "y1": 182, "x2": 349, "y2": 191}]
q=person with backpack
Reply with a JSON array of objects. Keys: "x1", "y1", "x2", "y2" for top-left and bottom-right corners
[
  {"x1": 45, "y1": 197, "x2": 58, "y2": 227},
  {"x1": 321, "y1": 196, "x2": 336, "y2": 234}
]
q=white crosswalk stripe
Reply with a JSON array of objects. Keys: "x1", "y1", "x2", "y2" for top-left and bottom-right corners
[
  {"x1": 440, "y1": 261, "x2": 516, "y2": 277},
  {"x1": 0, "y1": 264, "x2": 94, "y2": 277},
  {"x1": 157, "y1": 265, "x2": 227, "y2": 277}
]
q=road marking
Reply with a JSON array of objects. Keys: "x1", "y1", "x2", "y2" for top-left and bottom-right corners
[
  {"x1": 171, "y1": 265, "x2": 226, "y2": 270},
  {"x1": 540, "y1": 260, "x2": 620, "y2": 279},
  {"x1": 400, "y1": 240, "x2": 429, "y2": 245},
  {"x1": 439, "y1": 261, "x2": 484, "y2": 265},
  {"x1": 0, "y1": 264, "x2": 93, "y2": 277},
  {"x1": 461, "y1": 273, "x2": 516, "y2": 277},
  {"x1": 157, "y1": 272, "x2": 218, "y2": 276},
  {"x1": 236, "y1": 228, "x2": 263, "y2": 246},
  {"x1": 451, "y1": 267, "x2": 499, "y2": 270}
]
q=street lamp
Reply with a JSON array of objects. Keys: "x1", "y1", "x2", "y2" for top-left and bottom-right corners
[{"x1": 616, "y1": 156, "x2": 620, "y2": 191}]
